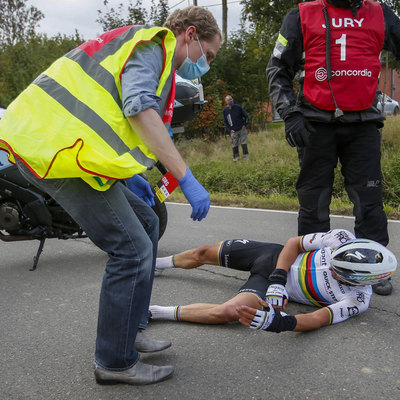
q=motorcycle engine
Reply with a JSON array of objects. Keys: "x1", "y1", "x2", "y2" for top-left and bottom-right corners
[{"x1": 0, "y1": 202, "x2": 21, "y2": 232}]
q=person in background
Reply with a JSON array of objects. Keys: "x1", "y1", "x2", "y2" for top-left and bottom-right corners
[
  {"x1": 223, "y1": 94, "x2": 250, "y2": 161},
  {"x1": 0, "y1": 6, "x2": 222, "y2": 386}
]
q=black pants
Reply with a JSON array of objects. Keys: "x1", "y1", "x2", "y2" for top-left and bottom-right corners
[{"x1": 296, "y1": 121, "x2": 388, "y2": 246}]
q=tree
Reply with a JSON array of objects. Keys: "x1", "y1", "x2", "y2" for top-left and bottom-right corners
[
  {"x1": 0, "y1": 0, "x2": 44, "y2": 46},
  {"x1": 150, "y1": 0, "x2": 169, "y2": 26},
  {"x1": 0, "y1": 0, "x2": 83, "y2": 106},
  {"x1": 241, "y1": 0, "x2": 299, "y2": 38},
  {"x1": 0, "y1": 32, "x2": 83, "y2": 105},
  {"x1": 379, "y1": 0, "x2": 400, "y2": 15},
  {"x1": 96, "y1": 0, "x2": 148, "y2": 31},
  {"x1": 96, "y1": 0, "x2": 170, "y2": 31}
]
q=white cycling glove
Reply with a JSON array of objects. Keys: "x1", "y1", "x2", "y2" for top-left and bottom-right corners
[
  {"x1": 265, "y1": 284, "x2": 289, "y2": 307},
  {"x1": 249, "y1": 307, "x2": 277, "y2": 331}
]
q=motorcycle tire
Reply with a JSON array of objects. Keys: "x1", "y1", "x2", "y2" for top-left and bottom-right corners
[
  {"x1": 126, "y1": 173, "x2": 168, "y2": 241},
  {"x1": 151, "y1": 189, "x2": 168, "y2": 240}
]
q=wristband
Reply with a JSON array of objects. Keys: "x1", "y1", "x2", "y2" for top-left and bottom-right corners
[
  {"x1": 268, "y1": 269, "x2": 288, "y2": 286},
  {"x1": 154, "y1": 171, "x2": 179, "y2": 203},
  {"x1": 266, "y1": 311, "x2": 297, "y2": 333}
]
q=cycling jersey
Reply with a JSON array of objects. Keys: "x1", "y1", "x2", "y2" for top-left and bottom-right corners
[
  {"x1": 218, "y1": 229, "x2": 372, "y2": 325},
  {"x1": 289, "y1": 230, "x2": 372, "y2": 324}
]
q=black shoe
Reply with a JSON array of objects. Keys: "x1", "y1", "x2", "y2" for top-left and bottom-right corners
[
  {"x1": 134, "y1": 330, "x2": 171, "y2": 353},
  {"x1": 373, "y1": 279, "x2": 393, "y2": 296},
  {"x1": 94, "y1": 361, "x2": 174, "y2": 385}
]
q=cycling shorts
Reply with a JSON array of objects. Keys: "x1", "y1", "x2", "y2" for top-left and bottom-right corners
[{"x1": 218, "y1": 240, "x2": 284, "y2": 298}]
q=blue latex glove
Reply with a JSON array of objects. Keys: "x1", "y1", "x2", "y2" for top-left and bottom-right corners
[
  {"x1": 178, "y1": 167, "x2": 210, "y2": 221},
  {"x1": 126, "y1": 174, "x2": 155, "y2": 207}
]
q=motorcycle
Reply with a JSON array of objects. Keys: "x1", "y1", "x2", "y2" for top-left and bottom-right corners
[{"x1": 0, "y1": 76, "x2": 205, "y2": 270}]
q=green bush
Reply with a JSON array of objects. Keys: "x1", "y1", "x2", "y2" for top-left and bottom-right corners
[{"x1": 147, "y1": 116, "x2": 400, "y2": 219}]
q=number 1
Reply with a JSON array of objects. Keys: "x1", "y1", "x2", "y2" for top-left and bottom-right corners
[{"x1": 335, "y1": 33, "x2": 347, "y2": 61}]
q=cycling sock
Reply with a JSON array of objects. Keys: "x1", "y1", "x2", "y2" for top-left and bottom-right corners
[
  {"x1": 149, "y1": 305, "x2": 181, "y2": 321},
  {"x1": 155, "y1": 255, "x2": 176, "y2": 269}
]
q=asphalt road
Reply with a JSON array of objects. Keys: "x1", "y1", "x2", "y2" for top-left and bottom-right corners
[{"x1": 1, "y1": 203, "x2": 399, "y2": 400}]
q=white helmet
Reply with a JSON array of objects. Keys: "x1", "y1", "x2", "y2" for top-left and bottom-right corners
[{"x1": 331, "y1": 239, "x2": 397, "y2": 286}]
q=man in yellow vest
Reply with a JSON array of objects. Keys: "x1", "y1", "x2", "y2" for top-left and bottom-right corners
[{"x1": 0, "y1": 6, "x2": 222, "y2": 385}]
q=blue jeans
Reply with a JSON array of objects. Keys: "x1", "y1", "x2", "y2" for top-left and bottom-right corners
[{"x1": 17, "y1": 162, "x2": 159, "y2": 370}]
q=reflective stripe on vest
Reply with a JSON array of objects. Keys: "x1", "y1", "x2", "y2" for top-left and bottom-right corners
[
  {"x1": 0, "y1": 26, "x2": 176, "y2": 191},
  {"x1": 33, "y1": 73, "x2": 130, "y2": 156},
  {"x1": 299, "y1": 0, "x2": 384, "y2": 111},
  {"x1": 65, "y1": 48, "x2": 122, "y2": 109}
]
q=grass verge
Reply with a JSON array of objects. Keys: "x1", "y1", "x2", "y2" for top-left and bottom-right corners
[{"x1": 148, "y1": 116, "x2": 400, "y2": 220}]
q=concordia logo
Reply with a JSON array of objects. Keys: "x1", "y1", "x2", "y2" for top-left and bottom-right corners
[{"x1": 315, "y1": 67, "x2": 372, "y2": 82}]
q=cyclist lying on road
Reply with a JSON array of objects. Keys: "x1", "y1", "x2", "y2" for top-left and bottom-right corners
[{"x1": 150, "y1": 230, "x2": 397, "y2": 333}]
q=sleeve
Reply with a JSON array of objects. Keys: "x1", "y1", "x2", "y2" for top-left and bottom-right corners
[
  {"x1": 266, "y1": 8, "x2": 304, "y2": 120},
  {"x1": 326, "y1": 289, "x2": 371, "y2": 325},
  {"x1": 381, "y1": 3, "x2": 400, "y2": 61},
  {"x1": 223, "y1": 108, "x2": 230, "y2": 131},
  {"x1": 121, "y1": 40, "x2": 164, "y2": 117},
  {"x1": 241, "y1": 106, "x2": 249, "y2": 126},
  {"x1": 300, "y1": 229, "x2": 355, "y2": 252}
]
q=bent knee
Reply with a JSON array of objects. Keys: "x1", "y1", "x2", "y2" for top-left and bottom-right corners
[{"x1": 192, "y1": 244, "x2": 216, "y2": 264}]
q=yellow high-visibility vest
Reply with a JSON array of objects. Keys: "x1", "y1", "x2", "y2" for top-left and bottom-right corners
[{"x1": 0, "y1": 26, "x2": 176, "y2": 190}]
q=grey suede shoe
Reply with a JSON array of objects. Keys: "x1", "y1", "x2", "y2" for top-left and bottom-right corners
[
  {"x1": 134, "y1": 330, "x2": 172, "y2": 353},
  {"x1": 94, "y1": 361, "x2": 174, "y2": 385}
]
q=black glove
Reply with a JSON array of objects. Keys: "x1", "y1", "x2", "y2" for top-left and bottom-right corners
[{"x1": 284, "y1": 112, "x2": 312, "y2": 147}]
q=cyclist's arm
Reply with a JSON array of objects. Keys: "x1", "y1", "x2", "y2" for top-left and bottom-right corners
[
  {"x1": 274, "y1": 236, "x2": 303, "y2": 272},
  {"x1": 300, "y1": 229, "x2": 355, "y2": 251},
  {"x1": 294, "y1": 292, "x2": 371, "y2": 331},
  {"x1": 293, "y1": 308, "x2": 331, "y2": 331}
]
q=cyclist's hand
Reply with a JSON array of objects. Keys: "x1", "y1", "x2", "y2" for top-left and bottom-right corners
[
  {"x1": 265, "y1": 284, "x2": 289, "y2": 310},
  {"x1": 238, "y1": 304, "x2": 276, "y2": 331}
]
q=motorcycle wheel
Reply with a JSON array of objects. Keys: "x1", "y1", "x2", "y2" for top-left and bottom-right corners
[{"x1": 151, "y1": 190, "x2": 168, "y2": 240}]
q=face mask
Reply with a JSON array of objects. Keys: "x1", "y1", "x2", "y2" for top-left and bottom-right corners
[
  {"x1": 177, "y1": 36, "x2": 210, "y2": 80},
  {"x1": 228, "y1": 99, "x2": 234, "y2": 106}
]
